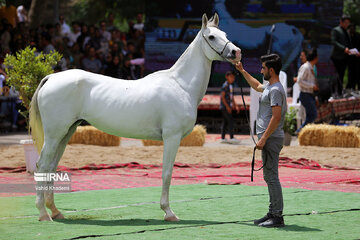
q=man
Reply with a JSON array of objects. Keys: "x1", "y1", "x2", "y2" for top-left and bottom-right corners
[
  {"x1": 40, "y1": 32, "x2": 55, "y2": 54},
  {"x1": 220, "y1": 71, "x2": 240, "y2": 144},
  {"x1": 296, "y1": 48, "x2": 319, "y2": 133},
  {"x1": 59, "y1": 15, "x2": 71, "y2": 37},
  {"x1": 331, "y1": 15, "x2": 351, "y2": 95},
  {"x1": 236, "y1": 54, "x2": 287, "y2": 227},
  {"x1": 347, "y1": 23, "x2": 360, "y2": 90},
  {"x1": 68, "y1": 22, "x2": 81, "y2": 47}
]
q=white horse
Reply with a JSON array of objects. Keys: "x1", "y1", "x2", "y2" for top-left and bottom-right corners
[{"x1": 29, "y1": 13, "x2": 241, "y2": 222}]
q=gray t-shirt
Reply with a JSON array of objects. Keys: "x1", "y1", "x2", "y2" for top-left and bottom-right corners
[{"x1": 256, "y1": 81, "x2": 287, "y2": 138}]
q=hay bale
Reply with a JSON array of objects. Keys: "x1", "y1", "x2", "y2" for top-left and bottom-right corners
[
  {"x1": 298, "y1": 124, "x2": 360, "y2": 148},
  {"x1": 68, "y1": 126, "x2": 121, "y2": 146},
  {"x1": 142, "y1": 125, "x2": 207, "y2": 146}
]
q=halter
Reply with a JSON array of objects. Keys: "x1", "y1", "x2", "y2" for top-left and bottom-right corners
[{"x1": 202, "y1": 32, "x2": 231, "y2": 59}]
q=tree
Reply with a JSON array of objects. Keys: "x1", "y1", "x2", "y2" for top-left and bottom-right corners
[
  {"x1": 4, "y1": 47, "x2": 62, "y2": 125},
  {"x1": 344, "y1": 0, "x2": 360, "y2": 27},
  {"x1": 28, "y1": 0, "x2": 56, "y2": 27},
  {"x1": 70, "y1": 0, "x2": 146, "y2": 26}
]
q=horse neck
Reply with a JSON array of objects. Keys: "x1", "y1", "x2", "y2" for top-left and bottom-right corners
[{"x1": 170, "y1": 34, "x2": 212, "y2": 105}]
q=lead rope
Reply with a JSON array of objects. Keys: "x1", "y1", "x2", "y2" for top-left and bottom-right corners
[{"x1": 236, "y1": 71, "x2": 266, "y2": 181}]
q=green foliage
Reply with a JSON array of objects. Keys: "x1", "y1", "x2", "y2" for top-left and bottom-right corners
[
  {"x1": 283, "y1": 106, "x2": 298, "y2": 135},
  {"x1": 344, "y1": 0, "x2": 360, "y2": 28},
  {"x1": 70, "y1": 0, "x2": 145, "y2": 31},
  {"x1": 4, "y1": 47, "x2": 62, "y2": 120}
]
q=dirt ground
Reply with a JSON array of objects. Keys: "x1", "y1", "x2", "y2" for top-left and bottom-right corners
[{"x1": 1, "y1": 144, "x2": 359, "y2": 169}]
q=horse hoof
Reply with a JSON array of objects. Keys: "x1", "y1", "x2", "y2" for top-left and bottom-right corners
[
  {"x1": 52, "y1": 212, "x2": 65, "y2": 219},
  {"x1": 39, "y1": 214, "x2": 53, "y2": 221},
  {"x1": 164, "y1": 214, "x2": 180, "y2": 222}
]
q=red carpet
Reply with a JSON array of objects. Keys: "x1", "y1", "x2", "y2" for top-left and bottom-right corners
[{"x1": 1, "y1": 157, "x2": 359, "y2": 197}]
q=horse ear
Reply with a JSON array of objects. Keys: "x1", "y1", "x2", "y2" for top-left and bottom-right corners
[
  {"x1": 213, "y1": 13, "x2": 219, "y2": 27},
  {"x1": 202, "y1": 13, "x2": 208, "y2": 29}
]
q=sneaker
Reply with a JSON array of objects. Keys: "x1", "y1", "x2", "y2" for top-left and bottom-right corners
[
  {"x1": 220, "y1": 138, "x2": 228, "y2": 143},
  {"x1": 258, "y1": 216, "x2": 285, "y2": 228},
  {"x1": 228, "y1": 138, "x2": 240, "y2": 144},
  {"x1": 254, "y1": 213, "x2": 273, "y2": 225}
]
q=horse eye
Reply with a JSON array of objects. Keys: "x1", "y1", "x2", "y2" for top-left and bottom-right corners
[{"x1": 209, "y1": 35, "x2": 215, "y2": 40}]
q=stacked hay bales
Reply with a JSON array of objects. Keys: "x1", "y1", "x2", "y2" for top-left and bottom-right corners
[
  {"x1": 298, "y1": 124, "x2": 360, "y2": 148},
  {"x1": 142, "y1": 125, "x2": 207, "y2": 146},
  {"x1": 68, "y1": 126, "x2": 121, "y2": 146}
]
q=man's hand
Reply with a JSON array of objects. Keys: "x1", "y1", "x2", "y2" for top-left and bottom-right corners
[
  {"x1": 256, "y1": 137, "x2": 266, "y2": 150},
  {"x1": 235, "y1": 105, "x2": 240, "y2": 114},
  {"x1": 235, "y1": 61, "x2": 245, "y2": 73},
  {"x1": 293, "y1": 77, "x2": 297, "y2": 83},
  {"x1": 345, "y1": 48, "x2": 350, "y2": 54},
  {"x1": 313, "y1": 85, "x2": 319, "y2": 91},
  {"x1": 226, "y1": 106, "x2": 232, "y2": 114}
]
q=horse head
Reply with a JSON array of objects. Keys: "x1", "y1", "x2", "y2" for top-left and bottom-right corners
[{"x1": 200, "y1": 13, "x2": 241, "y2": 64}]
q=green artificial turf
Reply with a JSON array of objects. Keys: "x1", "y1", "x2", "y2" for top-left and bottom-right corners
[{"x1": 0, "y1": 184, "x2": 359, "y2": 240}]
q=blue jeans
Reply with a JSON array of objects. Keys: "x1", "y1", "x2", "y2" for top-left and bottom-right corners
[{"x1": 298, "y1": 92, "x2": 317, "y2": 132}]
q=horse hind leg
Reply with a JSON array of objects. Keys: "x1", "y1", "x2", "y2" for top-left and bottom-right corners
[
  {"x1": 44, "y1": 120, "x2": 82, "y2": 220},
  {"x1": 36, "y1": 137, "x2": 62, "y2": 221}
]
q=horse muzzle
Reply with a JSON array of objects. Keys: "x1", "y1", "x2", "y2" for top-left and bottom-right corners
[{"x1": 226, "y1": 48, "x2": 241, "y2": 65}]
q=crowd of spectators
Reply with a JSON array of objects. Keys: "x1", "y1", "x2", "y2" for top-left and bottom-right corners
[
  {"x1": 0, "y1": 3, "x2": 146, "y2": 130},
  {"x1": 0, "y1": 9, "x2": 145, "y2": 79}
]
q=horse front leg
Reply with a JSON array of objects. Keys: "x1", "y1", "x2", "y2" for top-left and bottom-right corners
[{"x1": 161, "y1": 134, "x2": 181, "y2": 221}]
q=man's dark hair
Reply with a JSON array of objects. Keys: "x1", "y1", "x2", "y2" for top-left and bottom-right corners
[
  {"x1": 305, "y1": 48, "x2": 317, "y2": 62},
  {"x1": 341, "y1": 15, "x2": 351, "y2": 22},
  {"x1": 260, "y1": 53, "x2": 282, "y2": 75},
  {"x1": 225, "y1": 71, "x2": 235, "y2": 76}
]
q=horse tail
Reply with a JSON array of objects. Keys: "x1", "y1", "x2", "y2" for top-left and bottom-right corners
[{"x1": 29, "y1": 75, "x2": 50, "y2": 154}]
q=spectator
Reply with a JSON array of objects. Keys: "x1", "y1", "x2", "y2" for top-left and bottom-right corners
[
  {"x1": 100, "y1": 20, "x2": 111, "y2": 42},
  {"x1": 105, "y1": 55, "x2": 122, "y2": 78},
  {"x1": 125, "y1": 41, "x2": 142, "y2": 59},
  {"x1": 1, "y1": 24, "x2": 12, "y2": 53},
  {"x1": 121, "y1": 56, "x2": 138, "y2": 80},
  {"x1": 219, "y1": 71, "x2": 240, "y2": 144},
  {"x1": 16, "y1": 5, "x2": 28, "y2": 24},
  {"x1": 82, "y1": 24, "x2": 95, "y2": 50},
  {"x1": 76, "y1": 23, "x2": 88, "y2": 50},
  {"x1": 40, "y1": 32, "x2": 55, "y2": 54},
  {"x1": 133, "y1": 13, "x2": 144, "y2": 32},
  {"x1": 296, "y1": 48, "x2": 319, "y2": 134},
  {"x1": 0, "y1": 67, "x2": 6, "y2": 94},
  {"x1": 293, "y1": 49, "x2": 317, "y2": 83},
  {"x1": 70, "y1": 42, "x2": 83, "y2": 69},
  {"x1": 82, "y1": 46, "x2": 102, "y2": 73},
  {"x1": 87, "y1": 27, "x2": 102, "y2": 50},
  {"x1": 59, "y1": 15, "x2": 71, "y2": 37},
  {"x1": 110, "y1": 42, "x2": 121, "y2": 56},
  {"x1": 331, "y1": 15, "x2": 351, "y2": 95},
  {"x1": 68, "y1": 22, "x2": 81, "y2": 47},
  {"x1": 102, "y1": 53, "x2": 112, "y2": 73},
  {"x1": 347, "y1": 24, "x2": 360, "y2": 90},
  {"x1": 106, "y1": 13, "x2": 116, "y2": 32}
]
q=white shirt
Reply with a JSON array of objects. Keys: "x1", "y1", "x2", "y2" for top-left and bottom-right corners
[
  {"x1": 297, "y1": 61, "x2": 316, "y2": 93},
  {"x1": 133, "y1": 23, "x2": 144, "y2": 31},
  {"x1": 61, "y1": 22, "x2": 71, "y2": 37}
]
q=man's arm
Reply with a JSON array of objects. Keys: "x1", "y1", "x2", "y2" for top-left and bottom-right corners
[
  {"x1": 236, "y1": 62, "x2": 264, "y2": 92},
  {"x1": 232, "y1": 96, "x2": 240, "y2": 113},
  {"x1": 221, "y1": 91, "x2": 232, "y2": 114},
  {"x1": 256, "y1": 106, "x2": 282, "y2": 150},
  {"x1": 331, "y1": 28, "x2": 350, "y2": 54}
]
